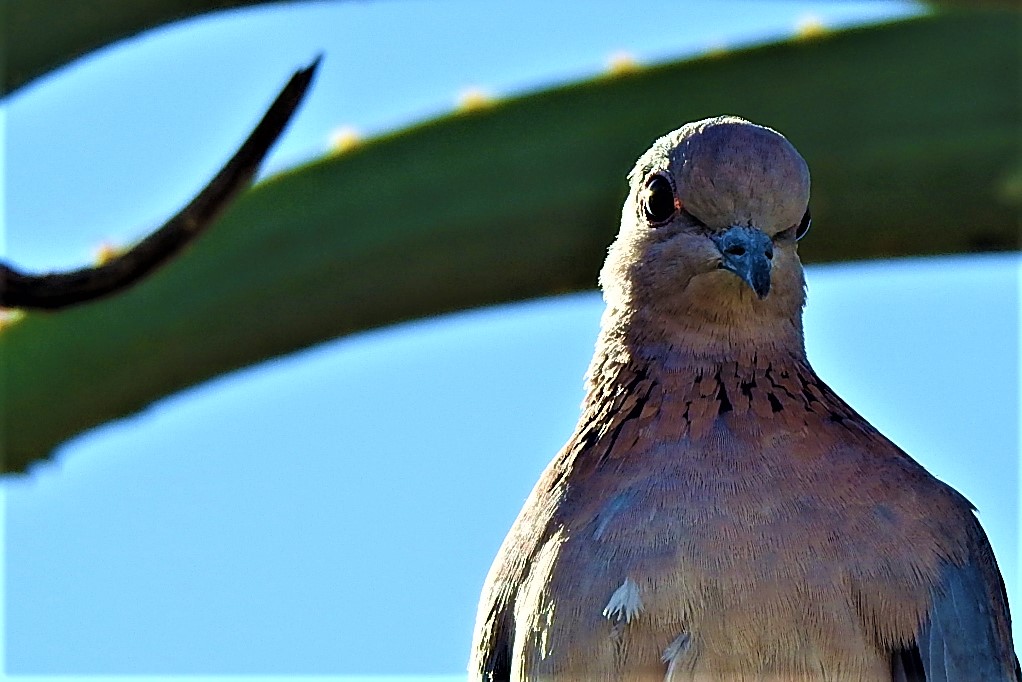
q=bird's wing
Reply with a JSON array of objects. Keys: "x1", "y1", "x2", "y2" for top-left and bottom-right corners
[
  {"x1": 469, "y1": 449, "x2": 571, "y2": 681},
  {"x1": 470, "y1": 367, "x2": 631, "y2": 681},
  {"x1": 472, "y1": 588, "x2": 513, "y2": 682},
  {"x1": 798, "y1": 367, "x2": 1018, "y2": 681},
  {"x1": 470, "y1": 510, "x2": 531, "y2": 681},
  {"x1": 472, "y1": 556, "x2": 519, "y2": 678},
  {"x1": 904, "y1": 515, "x2": 1020, "y2": 681}
]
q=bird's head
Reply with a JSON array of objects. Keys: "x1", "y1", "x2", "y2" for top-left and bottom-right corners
[{"x1": 600, "y1": 116, "x2": 812, "y2": 354}]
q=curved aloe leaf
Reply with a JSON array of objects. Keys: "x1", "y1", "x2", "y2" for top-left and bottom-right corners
[
  {"x1": 2, "y1": 12, "x2": 1020, "y2": 472},
  {"x1": 3, "y1": 0, "x2": 281, "y2": 95},
  {"x1": 4, "y1": 0, "x2": 1015, "y2": 97},
  {"x1": 1, "y1": 59, "x2": 320, "y2": 309}
]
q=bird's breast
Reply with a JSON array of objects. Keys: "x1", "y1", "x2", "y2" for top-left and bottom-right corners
[{"x1": 515, "y1": 368, "x2": 967, "y2": 678}]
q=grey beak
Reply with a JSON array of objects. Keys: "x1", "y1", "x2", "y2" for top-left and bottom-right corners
[{"x1": 711, "y1": 226, "x2": 773, "y2": 299}]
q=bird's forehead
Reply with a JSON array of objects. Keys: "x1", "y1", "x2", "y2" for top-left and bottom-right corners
[{"x1": 635, "y1": 116, "x2": 811, "y2": 232}]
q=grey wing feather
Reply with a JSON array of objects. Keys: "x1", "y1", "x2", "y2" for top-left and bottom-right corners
[
  {"x1": 915, "y1": 518, "x2": 1019, "y2": 681},
  {"x1": 472, "y1": 587, "x2": 513, "y2": 682},
  {"x1": 890, "y1": 645, "x2": 925, "y2": 682}
]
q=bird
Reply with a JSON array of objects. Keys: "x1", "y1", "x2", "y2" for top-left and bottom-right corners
[{"x1": 469, "y1": 116, "x2": 1019, "y2": 681}]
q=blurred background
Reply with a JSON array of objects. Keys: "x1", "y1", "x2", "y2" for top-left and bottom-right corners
[{"x1": 1, "y1": 1, "x2": 1018, "y2": 678}]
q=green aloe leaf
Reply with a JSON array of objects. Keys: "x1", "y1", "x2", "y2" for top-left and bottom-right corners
[
  {"x1": 3, "y1": 1, "x2": 1015, "y2": 97},
  {"x1": 3, "y1": 0, "x2": 277, "y2": 95},
  {"x1": 2, "y1": 11, "x2": 1020, "y2": 472}
]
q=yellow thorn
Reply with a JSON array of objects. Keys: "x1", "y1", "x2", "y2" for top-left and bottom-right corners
[
  {"x1": 0, "y1": 308, "x2": 25, "y2": 330},
  {"x1": 329, "y1": 126, "x2": 361, "y2": 154},
  {"x1": 605, "y1": 51, "x2": 639, "y2": 76},
  {"x1": 94, "y1": 241, "x2": 123, "y2": 266},
  {"x1": 704, "y1": 42, "x2": 729, "y2": 58},
  {"x1": 457, "y1": 87, "x2": 495, "y2": 112},
  {"x1": 794, "y1": 15, "x2": 828, "y2": 40}
]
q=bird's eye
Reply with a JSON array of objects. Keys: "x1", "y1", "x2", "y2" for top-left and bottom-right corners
[
  {"x1": 795, "y1": 207, "x2": 812, "y2": 241},
  {"x1": 642, "y1": 173, "x2": 678, "y2": 225}
]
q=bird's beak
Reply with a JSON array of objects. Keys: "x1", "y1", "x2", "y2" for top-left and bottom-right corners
[{"x1": 711, "y1": 225, "x2": 773, "y2": 299}]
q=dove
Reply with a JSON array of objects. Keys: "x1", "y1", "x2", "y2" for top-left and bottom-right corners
[{"x1": 470, "y1": 116, "x2": 1018, "y2": 681}]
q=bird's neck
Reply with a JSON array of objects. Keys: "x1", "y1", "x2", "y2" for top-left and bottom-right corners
[{"x1": 588, "y1": 303, "x2": 808, "y2": 388}]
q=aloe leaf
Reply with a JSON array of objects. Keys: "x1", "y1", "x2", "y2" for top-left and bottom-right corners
[
  {"x1": 4, "y1": 1, "x2": 1015, "y2": 97},
  {"x1": 2, "y1": 12, "x2": 1019, "y2": 472},
  {"x1": 3, "y1": 0, "x2": 279, "y2": 95}
]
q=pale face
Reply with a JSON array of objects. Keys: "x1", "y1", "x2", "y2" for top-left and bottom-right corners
[{"x1": 600, "y1": 117, "x2": 812, "y2": 340}]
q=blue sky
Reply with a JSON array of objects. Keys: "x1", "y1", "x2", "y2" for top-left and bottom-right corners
[{"x1": 2, "y1": 0, "x2": 1018, "y2": 678}]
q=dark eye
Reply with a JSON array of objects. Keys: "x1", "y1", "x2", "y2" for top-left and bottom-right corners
[
  {"x1": 642, "y1": 173, "x2": 677, "y2": 225},
  {"x1": 795, "y1": 207, "x2": 812, "y2": 241}
]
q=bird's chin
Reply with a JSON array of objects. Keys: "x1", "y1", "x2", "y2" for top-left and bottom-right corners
[
  {"x1": 644, "y1": 270, "x2": 762, "y2": 326},
  {"x1": 700, "y1": 268, "x2": 768, "y2": 304}
]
